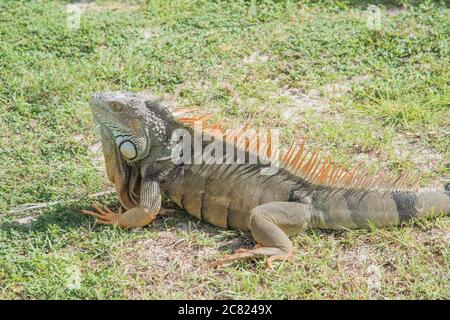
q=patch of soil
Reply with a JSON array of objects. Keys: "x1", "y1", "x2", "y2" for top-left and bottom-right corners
[
  {"x1": 66, "y1": 0, "x2": 141, "y2": 12},
  {"x1": 280, "y1": 75, "x2": 370, "y2": 121},
  {"x1": 130, "y1": 231, "x2": 217, "y2": 271},
  {"x1": 122, "y1": 227, "x2": 222, "y2": 298},
  {"x1": 243, "y1": 51, "x2": 270, "y2": 64},
  {"x1": 391, "y1": 134, "x2": 444, "y2": 187},
  {"x1": 281, "y1": 87, "x2": 330, "y2": 121},
  {"x1": 386, "y1": 7, "x2": 406, "y2": 16}
]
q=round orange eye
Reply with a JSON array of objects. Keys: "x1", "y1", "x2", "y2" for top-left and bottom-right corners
[{"x1": 111, "y1": 103, "x2": 123, "y2": 112}]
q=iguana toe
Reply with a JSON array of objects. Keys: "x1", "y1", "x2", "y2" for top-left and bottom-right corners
[
  {"x1": 235, "y1": 243, "x2": 262, "y2": 254},
  {"x1": 210, "y1": 245, "x2": 292, "y2": 269},
  {"x1": 209, "y1": 251, "x2": 256, "y2": 268},
  {"x1": 266, "y1": 253, "x2": 292, "y2": 271},
  {"x1": 81, "y1": 203, "x2": 123, "y2": 226}
]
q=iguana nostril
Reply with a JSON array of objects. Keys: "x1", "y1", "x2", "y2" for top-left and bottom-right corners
[{"x1": 89, "y1": 94, "x2": 100, "y2": 106}]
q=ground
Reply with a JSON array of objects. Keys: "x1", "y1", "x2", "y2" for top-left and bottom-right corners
[{"x1": 0, "y1": 0, "x2": 449, "y2": 299}]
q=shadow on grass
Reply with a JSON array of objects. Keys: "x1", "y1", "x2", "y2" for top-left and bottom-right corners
[
  {"x1": 0, "y1": 200, "x2": 255, "y2": 253},
  {"x1": 0, "y1": 204, "x2": 92, "y2": 234},
  {"x1": 305, "y1": 0, "x2": 421, "y2": 9}
]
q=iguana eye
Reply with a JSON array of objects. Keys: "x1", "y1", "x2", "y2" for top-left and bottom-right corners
[{"x1": 110, "y1": 102, "x2": 123, "y2": 112}]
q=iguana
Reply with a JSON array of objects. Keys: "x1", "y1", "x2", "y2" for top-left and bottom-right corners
[{"x1": 82, "y1": 91, "x2": 450, "y2": 269}]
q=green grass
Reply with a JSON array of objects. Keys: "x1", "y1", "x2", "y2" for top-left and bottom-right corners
[{"x1": 0, "y1": 0, "x2": 449, "y2": 299}]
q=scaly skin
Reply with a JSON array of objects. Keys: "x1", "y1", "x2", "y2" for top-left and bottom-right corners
[{"x1": 84, "y1": 91, "x2": 450, "y2": 269}]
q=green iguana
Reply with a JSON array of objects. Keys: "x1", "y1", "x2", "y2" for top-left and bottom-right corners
[{"x1": 82, "y1": 91, "x2": 450, "y2": 269}]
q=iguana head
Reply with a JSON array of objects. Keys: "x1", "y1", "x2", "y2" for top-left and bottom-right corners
[{"x1": 89, "y1": 91, "x2": 177, "y2": 162}]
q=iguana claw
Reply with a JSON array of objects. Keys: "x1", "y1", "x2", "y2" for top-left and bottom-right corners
[
  {"x1": 81, "y1": 203, "x2": 123, "y2": 226},
  {"x1": 210, "y1": 245, "x2": 292, "y2": 271},
  {"x1": 235, "y1": 243, "x2": 262, "y2": 253}
]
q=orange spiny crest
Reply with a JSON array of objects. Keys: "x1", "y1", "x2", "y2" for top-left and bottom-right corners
[
  {"x1": 338, "y1": 168, "x2": 350, "y2": 185},
  {"x1": 210, "y1": 123, "x2": 224, "y2": 131},
  {"x1": 322, "y1": 161, "x2": 334, "y2": 182},
  {"x1": 357, "y1": 174, "x2": 368, "y2": 189},
  {"x1": 344, "y1": 164, "x2": 360, "y2": 187},
  {"x1": 174, "y1": 114, "x2": 419, "y2": 191},
  {"x1": 304, "y1": 154, "x2": 318, "y2": 180},
  {"x1": 271, "y1": 145, "x2": 280, "y2": 162},
  {"x1": 309, "y1": 161, "x2": 323, "y2": 183},
  {"x1": 287, "y1": 139, "x2": 307, "y2": 171},
  {"x1": 296, "y1": 150, "x2": 313, "y2": 177},
  {"x1": 247, "y1": 129, "x2": 260, "y2": 154},
  {"x1": 281, "y1": 141, "x2": 296, "y2": 165},
  {"x1": 171, "y1": 106, "x2": 201, "y2": 115},
  {"x1": 174, "y1": 111, "x2": 215, "y2": 127},
  {"x1": 318, "y1": 165, "x2": 330, "y2": 183},
  {"x1": 364, "y1": 175, "x2": 373, "y2": 189},
  {"x1": 266, "y1": 129, "x2": 273, "y2": 158},
  {"x1": 329, "y1": 165, "x2": 339, "y2": 184},
  {"x1": 364, "y1": 173, "x2": 374, "y2": 189},
  {"x1": 391, "y1": 173, "x2": 405, "y2": 190},
  {"x1": 380, "y1": 173, "x2": 390, "y2": 189},
  {"x1": 226, "y1": 125, "x2": 247, "y2": 146},
  {"x1": 388, "y1": 173, "x2": 400, "y2": 190},
  {"x1": 355, "y1": 173, "x2": 368, "y2": 189},
  {"x1": 334, "y1": 167, "x2": 347, "y2": 186},
  {"x1": 403, "y1": 176, "x2": 411, "y2": 190},
  {"x1": 289, "y1": 141, "x2": 306, "y2": 170},
  {"x1": 236, "y1": 135, "x2": 246, "y2": 149},
  {"x1": 303, "y1": 149, "x2": 320, "y2": 178},
  {"x1": 197, "y1": 114, "x2": 214, "y2": 123},
  {"x1": 241, "y1": 130, "x2": 259, "y2": 152},
  {"x1": 249, "y1": 129, "x2": 270, "y2": 159},
  {"x1": 328, "y1": 163, "x2": 338, "y2": 183},
  {"x1": 308, "y1": 152, "x2": 323, "y2": 181},
  {"x1": 294, "y1": 148, "x2": 310, "y2": 175},
  {"x1": 316, "y1": 159, "x2": 331, "y2": 183},
  {"x1": 282, "y1": 141, "x2": 294, "y2": 160},
  {"x1": 401, "y1": 172, "x2": 417, "y2": 190},
  {"x1": 380, "y1": 173, "x2": 391, "y2": 189},
  {"x1": 381, "y1": 173, "x2": 394, "y2": 189},
  {"x1": 202, "y1": 123, "x2": 225, "y2": 137},
  {"x1": 275, "y1": 138, "x2": 417, "y2": 191},
  {"x1": 248, "y1": 130, "x2": 259, "y2": 148},
  {"x1": 260, "y1": 131, "x2": 273, "y2": 160},
  {"x1": 370, "y1": 173, "x2": 384, "y2": 190},
  {"x1": 257, "y1": 131, "x2": 268, "y2": 157},
  {"x1": 176, "y1": 117, "x2": 194, "y2": 124}
]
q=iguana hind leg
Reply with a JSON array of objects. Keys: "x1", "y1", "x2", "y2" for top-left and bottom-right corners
[{"x1": 211, "y1": 202, "x2": 311, "y2": 269}]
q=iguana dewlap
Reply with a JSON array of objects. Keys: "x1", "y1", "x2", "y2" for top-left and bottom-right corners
[{"x1": 83, "y1": 91, "x2": 450, "y2": 268}]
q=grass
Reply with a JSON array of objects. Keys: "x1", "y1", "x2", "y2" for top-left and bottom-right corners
[{"x1": 0, "y1": 0, "x2": 449, "y2": 299}]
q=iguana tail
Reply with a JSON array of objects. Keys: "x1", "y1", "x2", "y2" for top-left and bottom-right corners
[{"x1": 310, "y1": 189, "x2": 450, "y2": 230}]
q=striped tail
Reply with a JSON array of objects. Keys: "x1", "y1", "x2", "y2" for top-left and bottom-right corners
[
  {"x1": 412, "y1": 190, "x2": 450, "y2": 218},
  {"x1": 311, "y1": 189, "x2": 450, "y2": 230}
]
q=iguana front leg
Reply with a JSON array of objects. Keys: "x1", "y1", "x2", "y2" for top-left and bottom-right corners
[
  {"x1": 82, "y1": 179, "x2": 161, "y2": 229},
  {"x1": 211, "y1": 202, "x2": 312, "y2": 269}
]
